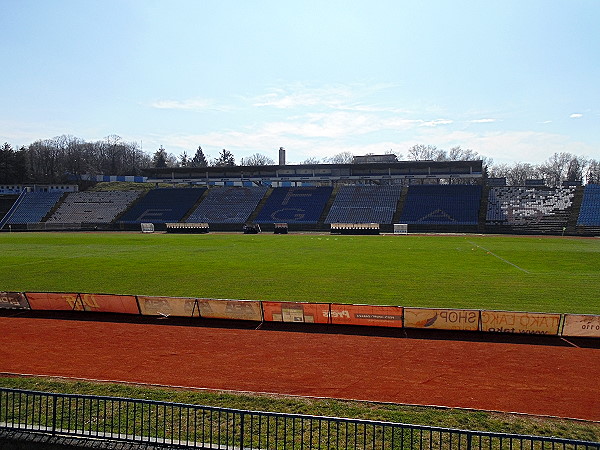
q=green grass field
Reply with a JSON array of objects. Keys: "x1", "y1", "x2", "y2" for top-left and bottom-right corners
[{"x1": 1, "y1": 232, "x2": 599, "y2": 314}]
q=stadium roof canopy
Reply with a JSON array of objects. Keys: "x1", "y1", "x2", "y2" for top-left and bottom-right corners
[{"x1": 142, "y1": 160, "x2": 483, "y2": 185}]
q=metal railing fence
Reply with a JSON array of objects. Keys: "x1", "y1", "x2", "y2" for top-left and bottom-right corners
[{"x1": 1, "y1": 388, "x2": 598, "y2": 450}]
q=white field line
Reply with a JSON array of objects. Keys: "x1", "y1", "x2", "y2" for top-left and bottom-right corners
[{"x1": 467, "y1": 241, "x2": 531, "y2": 274}]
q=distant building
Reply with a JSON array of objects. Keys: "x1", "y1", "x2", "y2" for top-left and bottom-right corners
[{"x1": 487, "y1": 177, "x2": 507, "y2": 186}]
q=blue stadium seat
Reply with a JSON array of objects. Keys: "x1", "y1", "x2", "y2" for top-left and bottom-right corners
[
  {"x1": 325, "y1": 185, "x2": 402, "y2": 224},
  {"x1": 400, "y1": 185, "x2": 482, "y2": 225},
  {"x1": 255, "y1": 187, "x2": 333, "y2": 224},
  {"x1": 7, "y1": 192, "x2": 63, "y2": 224},
  {"x1": 186, "y1": 186, "x2": 268, "y2": 223},
  {"x1": 577, "y1": 184, "x2": 600, "y2": 226},
  {"x1": 119, "y1": 188, "x2": 206, "y2": 224}
]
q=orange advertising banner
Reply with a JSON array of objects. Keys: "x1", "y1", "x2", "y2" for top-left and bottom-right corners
[
  {"x1": 26, "y1": 292, "x2": 81, "y2": 311},
  {"x1": 0, "y1": 292, "x2": 30, "y2": 310},
  {"x1": 481, "y1": 310, "x2": 561, "y2": 335},
  {"x1": 138, "y1": 296, "x2": 199, "y2": 317},
  {"x1": 262, "y1": 301, "x2": 331, "y2": 323},
  {"x1": 197, "y1": 299, "x2": 263, "y2": 321},
  {"x1": 26, "y1": 292, "x2": 139, "y2": 314},
  {"x1": 76, "y1": 294, "x2": 139, "y2": 314},
  {"x1": 561, "y1": 314, "x2": 600, "y2": 338},
  {"x1": 404, "y1": 308, "x2": 479, "y2": 331},
  {"x1": 328, "y1": 304, "x2": 404, "y2": 327}
]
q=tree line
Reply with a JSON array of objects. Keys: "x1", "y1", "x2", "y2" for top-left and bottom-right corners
[{"x1": 0, "y1": 135, "x2": 598, "y2": 187}]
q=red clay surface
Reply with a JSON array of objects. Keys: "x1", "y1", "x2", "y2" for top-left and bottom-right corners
[{"x1": 0, "y1": 317, "x2": 599, "y2": 421}]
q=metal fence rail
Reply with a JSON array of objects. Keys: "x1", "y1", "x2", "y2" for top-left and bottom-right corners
[{"x1": 1, "y1": 388, "x2": 598, "y2": 449}]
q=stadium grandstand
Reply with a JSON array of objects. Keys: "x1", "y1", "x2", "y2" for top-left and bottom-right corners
[
  {"x1": 400, "y1": 184, "x2": 482, "y2": 228},
  {"x1": 46, "y1": 191, "x2": 142, "y2": 225},
  {"x1": 325, "y1": 185, "x2": 402, "y2": 225},
  {"x1": 118, "y1": 187, "x2": 206, "y2": 226},
  {"x1": 254, "y1": 186, "x2": 333, "y2": 225},
  {"x1": 1, "y1": 160, "x2": 600, "y2": 236},
  {"x1": 186, "y1": 186, "x2": 268, "y2": 225}
]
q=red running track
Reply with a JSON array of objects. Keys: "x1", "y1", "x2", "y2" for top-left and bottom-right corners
[{"x1": 0, "y1": 317, "x2": 598, "y2": 421}]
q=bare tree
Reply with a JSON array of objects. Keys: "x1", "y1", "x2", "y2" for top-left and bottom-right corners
[
  {"x1": 538, "y1": 152, "x2": 582, "y2": 187},
  {"x1": 323, "y1": 151, "x2": 355, "y2": 164},
  {"x1": 407, "y1": 144, "x2": 446, "y2": 161},
  {"x1": 487, "y1": 163, "x2": 511, "y2": 180},
  {"x1": 240, "y1": 153, "x2": 275, "y2": 166},
  {"x1": 585, "y1": 160, "x2": 600, "y2": 184},
  {"x1": 301, "y1": 157, "x2": 321, "y2": 164},
  {"x1": 385, "y1": 149, "x2": 403, "y2": 160},
  {"x1": 511, "y1": 163, "x2": 540, "y2": 185}
]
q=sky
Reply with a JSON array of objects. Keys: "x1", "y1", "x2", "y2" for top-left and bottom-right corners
[{"x1": 1, "y1": 0, "x2": 599, "y2": 166}]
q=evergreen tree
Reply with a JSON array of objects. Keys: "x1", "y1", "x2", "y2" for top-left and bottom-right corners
[
  {"x1": 212, "y1": 149, "x2": 235, "y2": 167},
  {"x1": 180, "y1": 151, "x2": 189, "y2": 167},
  {"x1": 153, "y1": 146, "x2": 168, "y2": 168},
  {"x1": 191, "y1": 146, "x2": 208, "y2": 168}
]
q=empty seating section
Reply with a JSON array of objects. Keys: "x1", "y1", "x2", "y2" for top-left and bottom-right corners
[
  {"x1": 119, "y1": 188, "x2": 206, "y2": 224},
  {"x1": 0, "y1": 196, "x2": 18, "y2": 220},
  {"x1": 400, "y1": 185, "x2": 482, "y2": 225},
  {"x1": 255, "y1": 186, "x2": 333, "y2": 224},
  {"x1": 6, "y1": 192, "x2": 63, "y2": 224},
  {"x1": 47, "y1": 191, "x2": 141, "y2": 224},
  {"x1": 577, "y1": 184, "x2": 600, "y2": 226},
  {"x1": 325, "y1": 185, "x2": 402, "y2": 224},
  {"x1": 486, "y1": 187, "x2": 575, "y2": 228},
  {"x1": 186, "y1": 186, "x2": 267, "y2": 223}
]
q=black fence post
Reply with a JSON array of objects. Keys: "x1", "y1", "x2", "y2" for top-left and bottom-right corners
[
  {"x1": 239, "y1": 412, "x2": 245, "y2": 450},
  {"x1": 51, "y1": 394, "x2": 58, "y2": 436}
]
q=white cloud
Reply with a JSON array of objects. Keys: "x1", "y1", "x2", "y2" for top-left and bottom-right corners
[
  {"x1": 570, "y1": 113, "x2": 583, "y2": 119},
  {"x1": 420, "y1": 119, "x2": 453, "y2": 127},
  {"x1": 470, "y1": 118, "x2": 497, "y2": 123},
  {"x1": 416, "y1": 128, "x2": 597, "y2": 164},
  {"x1": 0, "y1": 120, "x2": 73, "y2": 147},
  {"x1": 150, "y1": 98, "x2": 232, "y2": 112},
  {"x1": 252, "y1": 82, "x2": 407, "y2": 114}
]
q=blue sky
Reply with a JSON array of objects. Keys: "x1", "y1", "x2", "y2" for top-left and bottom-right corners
[{"x1": 1, "y1": 0, "x2": 598, "y2": 165}]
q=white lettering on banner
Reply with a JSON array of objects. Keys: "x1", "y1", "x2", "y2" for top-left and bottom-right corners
[{"x1": 322, "y1": 310, "x2": 350, "y2": 319}]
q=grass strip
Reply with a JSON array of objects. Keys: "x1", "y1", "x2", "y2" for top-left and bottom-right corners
[{"x1": 0, "y1": 376, "x2": 597, "y2": 442}]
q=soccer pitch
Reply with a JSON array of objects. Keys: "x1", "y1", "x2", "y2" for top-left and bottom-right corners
[{"x1": 0, "y1": 232, "x2": 598, "y2": 314}]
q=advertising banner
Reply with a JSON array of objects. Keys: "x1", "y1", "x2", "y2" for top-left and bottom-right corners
[
  {"x1": 480, "y1": 310, "x2": 561, "y2": 335},
  {"x1": 69, "y1": 293, "x2": 139, "y2": 314},
  {"x1": 562, "y1": 314, "x2": 600, "y2": 338},
  {"x1": 138, "y1": 296, "x2": 199, "y2": 317},
  {"x1": 197, "y1": 299, "x2": 263, "y2": 321},
  {"x1": 404, "y1": 308, "x2": 479, "y2": 331},
  {"x1": 328, "y1": 304, "x2": 404, "y2": 327},
  {"x1": 26, "y1": 292, "x2": 81, "y2": 311},
  {"x1": 0, "y1": 292, "x2": 30, "y2": 310},
  {"x1": 262, "y1": 301, "x2": 331, "y2": 323}
]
